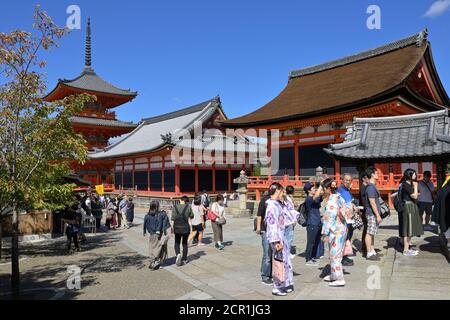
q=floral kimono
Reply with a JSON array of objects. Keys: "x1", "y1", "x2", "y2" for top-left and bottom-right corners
[
  {"x1": 322, "y1": 194, "x2": 349, "y2": 281},
  {"x1": 265, "y1": 199, "x2": 294, "y2": 290}
]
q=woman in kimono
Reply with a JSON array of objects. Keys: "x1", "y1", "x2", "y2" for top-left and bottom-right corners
[
  {"x1": 265, "y1": 182, "x2": 295, "y2": 296},
  {"x1": 321, "y1": 178, "x2": 350, "y2": 287}
]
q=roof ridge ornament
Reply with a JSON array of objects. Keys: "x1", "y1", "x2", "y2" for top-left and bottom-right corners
[
  {"x1": 84, "y1": 17, "x2": 93, "y2": 72},
  {"x1": 416, "y1": 28, "x2": 428, "y2": 47}
]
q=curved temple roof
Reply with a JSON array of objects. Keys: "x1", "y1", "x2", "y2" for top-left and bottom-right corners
[
  {"x1": 89, "y1": 97, "x2": 223, "y2": 159},
  {"x1": 324, "y1": 110, "x2": 450, "y2": 161},
  {"x1": 223, "y1": 29, "x2": 449, "y2": 128}
]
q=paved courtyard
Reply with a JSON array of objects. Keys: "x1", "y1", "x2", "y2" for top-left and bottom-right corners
[{"x1": 1, "y1": 207, "x2": 450, "y2": 300}]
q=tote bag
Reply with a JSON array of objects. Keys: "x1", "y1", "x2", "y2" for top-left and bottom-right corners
[{"x1": 272, "y1": 250, "x2": 286, "y2": 283}]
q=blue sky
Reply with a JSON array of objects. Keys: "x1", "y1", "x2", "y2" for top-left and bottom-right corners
[{"x1": 1, "y1": 1, "x2": 450, "y2": 123}]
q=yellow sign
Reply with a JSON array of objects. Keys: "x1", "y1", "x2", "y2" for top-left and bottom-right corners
[{"x1": 95, "y1": 185, "x2": 105, "y2": 195}]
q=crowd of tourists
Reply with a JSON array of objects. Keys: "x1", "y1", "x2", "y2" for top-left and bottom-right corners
[
  {"x1": 61, "y1": 193, "x2": 136, "y2": 253},
  {"x1": 255, "y1": 166, "x2": 446, "y2": 296},
  {"x1": 143, "y1": 191, "x2": 228, "y2": 270}
]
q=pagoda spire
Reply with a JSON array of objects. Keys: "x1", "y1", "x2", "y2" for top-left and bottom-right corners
[{"x1": 84, "y1": 17, "x2": 93, "y2": 72}]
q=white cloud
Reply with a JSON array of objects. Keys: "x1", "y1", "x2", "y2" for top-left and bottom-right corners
[{"x1": 424, "y1": 0, "x2": 450, "y2": 17}]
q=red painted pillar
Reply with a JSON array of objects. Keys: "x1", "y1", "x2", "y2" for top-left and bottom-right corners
[
  {"x1": 195, "y1": 165, "x2": 199, "y2": 194},
  {"x1": 212, "y1": 165, "x2": 216, "y2": 193},
  {"x1": 175, "y1": 165, "x2": 180, "y2": 195},
  {"x1": 294, "y1": 143, "x2": 299, "y2": 180},
  {"x1": 147, "y1": 166, "x2": 150, "y2": 192},
  {"x1": 228, "y1": 166, "x2": 232, "y2": 192},
  {"x1": 335, "y1": 160, "x2": 341, "y2": 184},
  {"x1": 132, "y1": 159, "x2": 135, "y2": 191},
  {"x1": 162, "y1": 169, "x2": 165, "y2": 193}
]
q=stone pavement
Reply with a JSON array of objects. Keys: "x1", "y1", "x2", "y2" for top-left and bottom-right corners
[
  {"x1": 1, "y1": 208, "x2": 450, "y2": 300},
  {"x1": 122, "y1": 208, "x2": 450, "y2": 300}
]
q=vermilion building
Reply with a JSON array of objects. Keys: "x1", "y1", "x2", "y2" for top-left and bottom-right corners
[{"x1": 223, "y1": 30, "x2": 450, "y2": 199}]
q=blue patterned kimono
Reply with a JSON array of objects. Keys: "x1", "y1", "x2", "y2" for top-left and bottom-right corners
[
  {"x1": 265, "y1": 199, "x2": 294, "y2": 290},
  {"x1": 322, "y1": 194, "x2": 349, "y2": 281}
]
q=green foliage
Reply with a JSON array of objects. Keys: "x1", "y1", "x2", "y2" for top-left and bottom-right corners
[{"x1": 0, "y1": 5, "x2": 95, "y2": 213}]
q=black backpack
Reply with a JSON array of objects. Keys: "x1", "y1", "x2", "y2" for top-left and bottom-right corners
[
  {"x1": 297, "y1": 202, "x2": 308, "y2": 227},
  {"x1": 173, "y1": 205, "x2": 190, "y2": 234},
  {"x1": 393, "y1": 184, "x2": 404, "y2": 214}
]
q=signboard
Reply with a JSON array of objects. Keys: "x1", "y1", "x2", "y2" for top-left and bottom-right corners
[{"x1": 95, "y1": 185, "x2": 104, "y2": 195}]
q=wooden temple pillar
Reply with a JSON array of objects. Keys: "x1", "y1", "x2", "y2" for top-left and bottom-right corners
[
  {"x1": 195, "y1": 165, "x2": 199, "y2": 194},
  {"x1": 294, "y1": 142, "x2": 300, "y2": 180},
  {"x1": 357, "y1": 161, "x2": 369, "y2": 258},
  {"x1": 212, "y1": 165, "x2": 216, "y2": 194},
  {"x1": 335, "y1": 160, "x2": 341, "y2": 184},
  {"x1": 436, "y1": 160, "x2": 446, "y2": 191},
  {"x1": 175, "y1": 165, "x2": 180, "y2": 195},
  {"x1": 228, "y1": 166, "x2": 232, "y2": 192}
]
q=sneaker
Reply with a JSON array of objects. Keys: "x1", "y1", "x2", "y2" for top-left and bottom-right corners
[
  {"x1": 261, "y1": 279, "x2": 273, "y2": 286},
  {"x1": 366, "y1": 254, "x2": 380, "y2": 261},
  {"x1": 182, "y1": 259, "x2": 188, "y2": 265},
  {"x1": 284, "y1": 286, "x2": 294, "y2": 293},
  {"x1": 305, "y1": 260, "x2": 319, "y2": 266},
  {"x1": 272, "y1": 289, "x2": 287, "y2": 296},
  {"x1": 197, "y1": 242, "x2": 205, "y2": 247},
  {"x1": 423, "y1": 225, "x2": 435, "y2": 232},
  {"x1": 342, "y1": 257, "x2": 354, "y2": 266},
  {"x1": 218, "y1": 244, "x2": 225, "y2": 250},
  {"x1": 403, "y1": 250, "x2": 418, "y2": 256},
  {"x1": 329, "y1": 280, "x2": 346, "y2": 287},
  {"x1": 429, "y1": 221, "x2": 437, "y2": 226},
  {"x1": 323, "y1": 275, "x2": 333, "y2": 282},
  {"x1": 175, "y1": 253, "x2": 183, "y2": 266},
  {"x1": 290, "y1": 254, "x2": 296, "y2": 260}
]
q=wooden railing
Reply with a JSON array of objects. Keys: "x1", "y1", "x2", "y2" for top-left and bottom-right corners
[{"x1": 247, "y1": 173, "x2": 444, "y2": 206}]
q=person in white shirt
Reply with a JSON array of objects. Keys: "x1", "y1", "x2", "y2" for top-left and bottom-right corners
[{"x1": 210, "y1": 195, "x2": 226, "y2": 250}]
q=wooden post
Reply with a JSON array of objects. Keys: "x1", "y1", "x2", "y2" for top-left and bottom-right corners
[
  {"x1": 212, "y1": 165, "x2": 216, "y2": 193},
  {"x1": 294, "y1": 143, "x2": 299, "y2": 179},
  {"x1": 335, "y1": 160, "x2": 341, "y2": 184},
  {"x1": 175, "y1": 165, "x2": 180, "y2": 194},
  {"x1": 195, "y1": 165, "x2": 199, "y2": 194},
  {"x1": 228, "y1": 166, "x2": 232, "y2": 192},
  {"x1": 357, "y1": 161, "x2": 368, "y2": 257}
]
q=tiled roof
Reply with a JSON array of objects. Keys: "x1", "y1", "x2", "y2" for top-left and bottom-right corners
[
  {"x1": 70, "y1": 116, "x2": 137, "y2": 128},
  {"x1": 324, "y1": 110, "x2": 450, "y2": 161},
  {"x1": 60, "y1": 68, "x2": 137, "y2": 97},
  {"x1": 89, "y1": 97, "x2": 222, "y2": 159}
]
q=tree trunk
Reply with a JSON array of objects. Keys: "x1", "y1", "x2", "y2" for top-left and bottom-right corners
[
  {"x1": 0, "y1": 217, "x2": 3, "y2": 260},
  {"x1": 11, "y1": 203, "x2": 20, "y2": 299}
]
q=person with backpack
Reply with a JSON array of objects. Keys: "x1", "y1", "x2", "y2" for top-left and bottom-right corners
[
  {"x1": 417, "y1": 171, "x2": 436, "y2": 231},
  {"x1": 304, "y1": 182, "x2": 323, "y2": 266},
  {"x1": 144, "y1": 201, "x2": 164, "y2": 270},
  {"x1": 125, "y1": 197, "x2": 135, "y2": 229},
  {"x1": 398, "y1": 169, "x2": 424, "y2": 256},
  {"x1": 363, "y1": 167, "x2": 382, "y2": 261},
  {"x1": 255, "y1": 191, "x2": 272, "y2": 285},
  {"x1": 171, "y1": 196, "x2": 194, "y2": 266},
  {"x1": 284, "y1": 186, "x2": 298, "y2": 259}
]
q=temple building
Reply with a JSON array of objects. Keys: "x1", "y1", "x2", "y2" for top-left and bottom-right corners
[
  {"x1": 44, "y1": 19, "x2": 138, "y2": 185},
  {"x1": 223, "y1": 29, "x2": 450, "y2": 192},
  {"x1": 90, "y1": 97, "x2": 253, "y2": 195}
]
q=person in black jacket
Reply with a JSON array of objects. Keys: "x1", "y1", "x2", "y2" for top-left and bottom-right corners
[
  {"x1": 255, "y1": 191, "x2": 272, "y2": 285},
  {"x1": 144, "y1": 201, "x2": 163, "y2": 269}
]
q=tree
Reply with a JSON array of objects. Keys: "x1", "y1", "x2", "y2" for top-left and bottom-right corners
[{"x1": 0, "y1": 6, "x2": 94, "y2": 297}]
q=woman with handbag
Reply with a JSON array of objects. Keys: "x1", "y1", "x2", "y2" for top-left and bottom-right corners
[
  {"x1": 321, "y1": 178, "x2": 349, "y2": 287},
  {"x1": 105, "y1": 200, "x2": 116, "y2": 230},
  {"x1": 399, "y1": 169, "x2": 424, "y2": 256},
  {"x1": 265, "y1": 182, "x2": 294, "y2": 296},
  {"x1": 210, "y1": 195, "x2": 227, "y2": 250}
]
